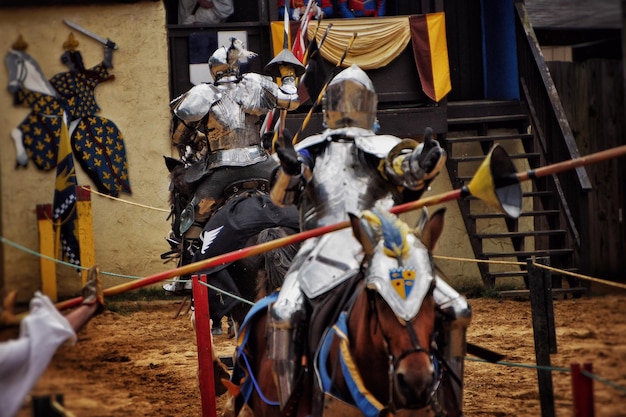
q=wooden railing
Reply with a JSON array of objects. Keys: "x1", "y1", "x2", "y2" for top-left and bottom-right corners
[{"x1": 514, "y1": 1, "x2": 592, "y2": 273}]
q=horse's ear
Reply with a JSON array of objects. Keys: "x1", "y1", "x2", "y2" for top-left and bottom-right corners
[
  {"x1": 421, "y1": 207, "x2": 446, "y2": 252},
  {"x1": 349, "y1": 212, "x2": 377, "y2": 257},
  {"x1": 164, "y1": 156, "x2": 183, "y2": 173},
  {"x1": 413, "y1": 207, "x2": 430, "y2": 235}
]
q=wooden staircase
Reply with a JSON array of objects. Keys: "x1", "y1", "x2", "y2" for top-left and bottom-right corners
[{"x1": 443, "y1": 100, "x2": 581, "y2": 290}]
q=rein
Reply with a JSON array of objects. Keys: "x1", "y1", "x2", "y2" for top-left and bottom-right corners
[
  {"x1": 368, "y1": 289, "x2": 439, "y2": 413},
  {"x1": 318, "y1": 280, "x2": 441, "y2": 416},
  {"x1": 13, "y1": 54, "x2": 27, "y2": 86}
]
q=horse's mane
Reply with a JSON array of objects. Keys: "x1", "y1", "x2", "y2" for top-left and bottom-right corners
[{"x1": 255, "y1": 227, "x2": 300, "y2": 299}]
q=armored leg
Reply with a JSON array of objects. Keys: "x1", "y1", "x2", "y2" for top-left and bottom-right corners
[
  {"x1": 268, "y1": 270, "x2": 305, "y2": 408},
  {"x1": 433, "y1": 275, "x2": 472, "y2": 417}
]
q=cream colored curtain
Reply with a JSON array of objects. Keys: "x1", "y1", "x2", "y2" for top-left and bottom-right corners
[{"x1": 307, "y1": 17, "x2": 411, "y2": 70}]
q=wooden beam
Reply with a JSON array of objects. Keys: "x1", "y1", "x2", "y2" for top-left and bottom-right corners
[
  {"x1": 76, "y1": 186, "x2": 95, "y2": 285},
  {"x1": 37, "y1": 204, "x2": 57, "y2": 301}
]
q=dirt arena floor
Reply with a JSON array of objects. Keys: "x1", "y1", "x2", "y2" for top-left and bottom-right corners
[{"x1": 11, "y1": 290, "x2": 626, "y2": 417}]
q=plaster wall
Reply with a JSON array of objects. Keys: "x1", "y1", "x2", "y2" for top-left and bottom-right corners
[{"x1": 0, "y1": 2, "x2": 173, "y2": 301}]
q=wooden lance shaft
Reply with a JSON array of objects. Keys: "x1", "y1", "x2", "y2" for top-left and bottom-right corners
[
  {"x1": 516, "y1": 144, "x2": 626, "y2": 182},
  {"x1": 53, "y1": 143, "x2": 626, "y2": 311},
  {"x1": 270, "y1": 23, "x2": 333, "y2": 149},
  {"x1": 291, "y1": 31, "x2": 358, "y2": 144}
]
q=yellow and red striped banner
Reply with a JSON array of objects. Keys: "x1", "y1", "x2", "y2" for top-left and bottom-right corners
[{"x1": 409, "y1": 12, "x2": 452, "y2": 102}]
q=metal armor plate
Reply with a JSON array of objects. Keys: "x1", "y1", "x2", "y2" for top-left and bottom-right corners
[
  {"x1": 295, "y1": 228, "x2": 364, "y2": 299},
  {"x1": 297, "y1": 136, "x2": 396, "y2": 231},
  {"x1": 172, "y1": 83, "x2": 221, "y2": 122}
]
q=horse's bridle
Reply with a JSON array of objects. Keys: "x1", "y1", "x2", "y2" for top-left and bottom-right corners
[
  {"x1": 7, "y1": 51, "x2": 27, "y2": 92},
  {"x1": 368, "y1": 281, "x2": 442, "y2": 413}
]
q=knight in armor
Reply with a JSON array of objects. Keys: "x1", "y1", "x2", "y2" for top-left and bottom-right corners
[
  {"x1": 268, "y1": 64, "x2": 472, "y2": 416},
  {"x1": 50, "y1": 33, "x2": 131, "y2": 197},
  {"x1": 164, "y1": 38, "x2": 303, "y2": 332}
]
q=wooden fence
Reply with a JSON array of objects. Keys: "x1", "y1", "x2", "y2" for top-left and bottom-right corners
[{"x1": 548, "y1": 59, "x2": 626, "y2": 280}]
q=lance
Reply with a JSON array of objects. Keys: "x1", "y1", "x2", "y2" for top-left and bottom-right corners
[
  {"x1": 302, "y1": 14, "x2": 330, "y2": 66},
  {"x1": 46, "y1": 143, "x2": 626, "y2": 312},
  {"x1": 291, "y1": 31, "x2": 358, "y2": 144},
  {"x1": 267, "y1": 22, "x2": 333, "y2": 147}
]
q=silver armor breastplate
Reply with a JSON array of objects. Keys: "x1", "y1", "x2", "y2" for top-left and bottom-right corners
[
  {"x1": 299, "y1": 139, "x2": 395, "y2": 231},
  {"x1": 206, "y1": 92, "x2": 262, "y2": 152},
  {"x1": 207, "y1": 76, "x2": 277, "y2": 152}
]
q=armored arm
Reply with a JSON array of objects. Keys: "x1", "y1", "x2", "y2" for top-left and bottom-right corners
[
  {"x1": 270, "y1": 129, "x2": 310, "y2": 207},
  {"x1": 172, "y1": 83, "x2": 221, "y2": 121},
  {"x1": 103, "y1": 45, "x2": 114, "y2": 69},
  {"x1": 275, "y1": 66, "x2": 300, "y2": 111},
  {"x1": 264, "y1": 50, "x2": 304, "y2": 112},
  {"x1": 383, "y1": 127, "x2": 446, "y2": 191},
  {"x1": 170, "y1": 84, "x2": 220, "y2": 158}
]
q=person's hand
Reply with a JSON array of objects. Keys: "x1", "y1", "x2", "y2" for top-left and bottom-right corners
[
  {"x1": 274, "y1": 129, "x2": 301, "y2": 175},
  {"x1": 410, "y1": 127, "x2": 445, "y2": 174},
  {"x1": 198, "y1": 0, "x2": 214, "y2": 9},
  {"x1": 292, "y1": 7, "x2": 301, "y2": 20},
  {"x1": 313, "y1": 4, "x2": 323, "y2": 19},
  {"x1": 81, "y1": 265, "x2": 105, "y2": 314}
]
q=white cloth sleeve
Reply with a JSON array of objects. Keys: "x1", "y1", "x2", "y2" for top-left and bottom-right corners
[{"x1": 0, "y1": 292, "x2": 76, "y2": 417}]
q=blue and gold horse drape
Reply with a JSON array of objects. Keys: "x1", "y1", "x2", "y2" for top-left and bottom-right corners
[
  {"x1": 12, "y1": 87, "x2": 66, "y2": 170},
  {"x1": 11, "y1": 59, "x2": 131, "y2": 197}
]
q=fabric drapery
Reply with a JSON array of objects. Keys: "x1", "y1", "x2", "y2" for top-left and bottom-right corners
[
  {"x1": 52, "y1": 114, "x2": 81, "y2": 267},
  {"x1": 409, "y1": 12, "x2": 452, "y2": 102},
  {"x1": 271, "y1": 14, "x2": 452, "y2": 102},
  {"x1": 306, "y1": 17, "x2": 410, "y2": 70}
]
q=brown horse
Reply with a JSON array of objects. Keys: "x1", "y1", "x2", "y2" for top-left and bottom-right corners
[{"x1": 230, "y1": 207, "x2": 446, "y2": 417}]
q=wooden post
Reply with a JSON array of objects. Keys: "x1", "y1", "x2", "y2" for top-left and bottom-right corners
[
  {"x1": 527, "y1": 258, "x2": 556, "y2": 417},
  {"x1": 193, "y1": 274, "x2": 217, "y2": 417},
  {"x1": 76, "y1": 186, "x2": 95, "y2": 285},
  {"x1": 32, "y1": 394, "x2": 64, "y2": 417},
  {"x1": 37, "y1": 204, "x2": 57, "y2": 301},
  {"x1": 571, "y1": 362, "x2": 595, "y2": 417}
]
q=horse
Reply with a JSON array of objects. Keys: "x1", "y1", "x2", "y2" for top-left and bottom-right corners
[
  {"x1": 5, "y1": 47, "x2": 66, "y2": 170},
  {"x1": 230, "y1": 207, "x2": 448, "y2": 417},
  {"x1": 163, "y1": 155, "x2": 301, "y2": 329}
]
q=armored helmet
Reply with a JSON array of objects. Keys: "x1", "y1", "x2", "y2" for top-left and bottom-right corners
[
  {"x1": 323, "y1": 64, "x2": 378, "y2": 130},
  {"x1": 208, "y1": 47, "x2": 238, "y2": 82}
]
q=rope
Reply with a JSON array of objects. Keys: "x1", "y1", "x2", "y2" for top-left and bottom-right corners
[
  {"x1": 195, "y1": 279, "x2": 254, "y2": 306},
  {"x1": 581, "y1": 368, "x2": 626, "y2": 393},
  {"x1": 465, "y1": 357, "x2": 626, "y2": 394},
  {"x1": 2, "y1": 231, "x2": 625, "y2": 303},
  {"x1": 0, "y1": 234, "x2": 255, "y2": 304},
  {"x1": 434, "y1": 254, "x2": 626, "y2": 289},
  {"x1": 51, "y1": 399, "x2": 77, "y2": 417},
  {"x1": 80, "y1": 185, "x2": 170, "y2": 213},
  {"x1": 435, "y1": 254, "x2": 525, "y2": 266},
  {"x1": 532, "y1": 263, "x2": 626, "y2": 290}
]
